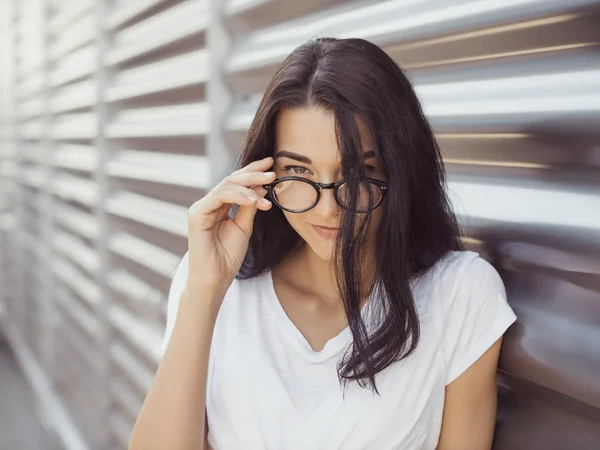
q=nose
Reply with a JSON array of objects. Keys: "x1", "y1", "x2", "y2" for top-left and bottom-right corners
[{"x1": 313, "y1": 185, "x2": 340, "y2": 218}]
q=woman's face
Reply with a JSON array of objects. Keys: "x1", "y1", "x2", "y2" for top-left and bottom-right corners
[{"x1": 273, "y1": 106, "x2": 387, "y2": 260}]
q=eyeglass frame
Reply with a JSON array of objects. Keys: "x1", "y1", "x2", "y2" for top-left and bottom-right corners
[{"x1": 262, "y1": 176, "x2": 388, "y2": 213}]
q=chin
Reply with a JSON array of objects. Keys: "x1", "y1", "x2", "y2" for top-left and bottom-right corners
[
  {"x1": 285, "y1": 214, "x2": 338, "y2": 260},
  {"x1": 303, "y1": 234, "x2": 336, "y2": 260},
  {"x1": 291, "y1": 227, "x2": 334, "y2": 260},
  {"x1": 312, "y1": 243, "x2": 334, "y2": 260}
]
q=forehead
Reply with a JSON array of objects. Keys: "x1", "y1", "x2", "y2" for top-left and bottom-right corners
[{"x1": 274, "y1": 107, "x2": 373, "y2": 162}]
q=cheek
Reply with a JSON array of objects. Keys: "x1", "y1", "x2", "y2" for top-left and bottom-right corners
[
  {"x1": 283, "y1": 211, "x2": 328, "y2": 248},
  {"x1": 282, "y1": 211, "x2": 307, "y2": 236},
  {"x1": 362, "y1": 207, "x2": 385, "y2": 243},
  {"x1": 371, "y1": 208, "x2": 385, "y2": 229}
]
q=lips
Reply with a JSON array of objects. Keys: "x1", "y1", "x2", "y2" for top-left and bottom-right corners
[{"x1": 312, "y1": 224, "x2": 339, "y2": 239}]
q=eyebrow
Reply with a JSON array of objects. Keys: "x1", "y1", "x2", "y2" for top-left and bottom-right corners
[{"x1": 274, "y1": 150, "x2": 377, "y2": 164}]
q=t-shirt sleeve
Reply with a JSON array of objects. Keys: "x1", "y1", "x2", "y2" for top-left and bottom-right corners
[
  {"x1": 441, "y1": 254, "x2": 517, "y2": 385},
  {"x1": 161, "y1": 251, "x2": 190, "y2": 354}
]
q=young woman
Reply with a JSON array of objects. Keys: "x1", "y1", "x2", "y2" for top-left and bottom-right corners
[{"x1": 130, "y1": 37, "x2": 517, "y2": 450}]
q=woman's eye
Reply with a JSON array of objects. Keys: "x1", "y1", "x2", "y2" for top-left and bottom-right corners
[{"x1": 284, "y1": 165, "x2": 311, "y2": 175}]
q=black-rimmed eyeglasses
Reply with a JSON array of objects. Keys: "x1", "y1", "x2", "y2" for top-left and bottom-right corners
[{"x1": 262, "y1": 176, "x2": 387, "y2": 213}]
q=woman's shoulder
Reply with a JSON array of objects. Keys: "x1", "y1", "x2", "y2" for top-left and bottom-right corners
[
  {"x1": 431, "y1": 249, "x2": 481, "y2": 285},
  {"x1": 433, "y1": 249, "x2": 478, "y2": 272},
  {"x1": 428, "y1": 250, "x2": 517, "y2": 384},
  {"x1": 438, "y1": 250, "x2": 505, "y2": 294},
  {"x1": 412, "y1": 249, "x2": 512, "y2": 327},
  {"x1": 413, "y1": 250, "x2": 478, "y2": 293},
  {"x1": 421, "y1": 249, "x2": 508, "y2": 308}
]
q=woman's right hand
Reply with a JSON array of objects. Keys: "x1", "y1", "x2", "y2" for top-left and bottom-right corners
[{"x1": 184, "y1": 156, "x2": 276, "y2": 307}]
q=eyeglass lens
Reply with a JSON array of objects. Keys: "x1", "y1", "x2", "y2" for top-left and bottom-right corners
[{"x1": 272, "y1": 179, "x2": 382, "y2": 212}]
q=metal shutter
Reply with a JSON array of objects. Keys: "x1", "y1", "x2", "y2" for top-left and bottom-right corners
[
  {"x1": 102, "y1": 1, "x2": 209, "y2": 447},
  {"x1": 1, "y1": 1, "x2": 599, "y2": 449},
  {"x1": 221, "y1": 2, "x2": 600, "y2": 448},
  {"x1": 1, "y1": 0, "x2": 210, "y2": 448}
]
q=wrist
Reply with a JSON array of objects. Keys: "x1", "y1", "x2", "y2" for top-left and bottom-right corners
[{"x1": 179, "y1": 288, "x2": 224, "y2": 322}]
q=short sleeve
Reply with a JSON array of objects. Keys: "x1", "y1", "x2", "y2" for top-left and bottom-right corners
[
  {"x1": 161, "y1": 251, "x2": 190, "y2": 354},
  {"x1": 441, "y1": 255, "x2": 517, "y2": 385}
]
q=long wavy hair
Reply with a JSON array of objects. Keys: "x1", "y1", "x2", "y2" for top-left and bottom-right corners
[{"x1": 234, "y1": 37, "x2": 463, "y2": 393}]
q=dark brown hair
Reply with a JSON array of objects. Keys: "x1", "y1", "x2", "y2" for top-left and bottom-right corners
[{"x1": 234, "y1": 37, "x2": 463, "y2": 393}]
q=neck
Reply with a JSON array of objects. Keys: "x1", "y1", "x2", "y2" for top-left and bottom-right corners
[{"x1": 294, "y1": 242, "x2": 377, "y2": 306}]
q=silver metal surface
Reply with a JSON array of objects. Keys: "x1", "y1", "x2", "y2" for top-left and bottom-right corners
[{"x1": 0, "y1": 0, "x2": 599, "y2": 449}]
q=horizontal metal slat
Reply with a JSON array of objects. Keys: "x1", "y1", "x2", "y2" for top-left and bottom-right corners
[
  {"x1": 54, "y1": 284, "x2": 102, "y2": 342},
  {"x1": 50, "y1": 79, "x2": 97, "y2": 113},
  {"x1": 107, "y1": 50, "x2": 209, "y2": 101},
  {"x1": 108, "y1": 0, "x2": 209, "y2": 66},
  {"x1": 224, "y1": 0, "x2": 346, "y2": 24},
  {"x1": 17, "y1": 230, "x2": 43, "y2": 258},
  {"x1": 106, "y1": 150, "x2": 210, "y2": 188},
  {"x1": 20, "y1": 119, "x2": 44, "y2": 139},
  {"x1": 108, "y1": 232, "x2": 180, "y2": 278},
  {"x1": 16, "y1": 72, "x2": 45, "y2": 100},
  {"x1": 52, "y1": 257, "x2": 101, "y2": 309},
  {"x1": 498, "y1": 245, "x2": 600, "y2": 409},
  {"x1": 449, "y1": 180, "x2": 600, "y2": 230},
  {"x1": 385, "y1": 17, "x2": 599, "y2": 76},
  {"x1": 109, "y1": 378, "x2": 143, "y2": 423},
  {"x1": 50, "y1": 45, "x2": 97, "y2": 87},
  {"x1": 109, "y1": 343, "x2": 155, "y2": 394},
  {"x1": 225, "y1": 68, "x2": 600, "y2": 135},
  {"x1": 15, "y1": 52, "x2": 45, "y2": 76},
  {"x1": 15, "y1": 32, "x2": 42, "y2": 55},
  {"x1": 107, "y1": 104, "x2": 210, "y2": 137},
  {"x1": 225, "y1": 0, "x2": 600, "y2": 76},
  {"x1": 52, "y1": 113, "x2": 97, "y2": 139},
  {"x1": 17, "y1": 97, "x2": 44, "y2": 119},
  {"x1": 49, "y1": 13, "x2": 95, "y2": 61},
  {"x1": 54, "y1": 203, "x2": 100, "y2": 241},
  {"x1": 496, "y1": 375, "x2": 600, "y2": 449},
  {"x1": 20, "y1": 166, "x2": 47, "y2": 189},
  {"x1": 109, "y1": 409, "x2": 135, "y2": 450},
  {"x1": 52, "y1": 144, "x2": 98, "y2": 172},
  {"x1": 417, "y1": 69, "x2": 600, "y2": 117},
  {"x1": 108, "y1": 304, "x2": 163, "y2": 365},
  {"x1": 107, "y1": 0, "x2": 170, "y2": 29},
  {"x1": 0, "y1": 212, "x2": 17, "y2": 233},
  {"x1": 0, "y1": 161, "x2": 18, "y2": 179},
  {"x1": 22, "y1": 146, "x2": 46, "y2": 165},
  {"x1": 107, "y1": 268, "x2": 164, "y2": 318},
  {"x1": 52, "y1": 174, "x2": 99, "y2": 206},
  {"x1": 49, "y1": 0, "x2": 94, "y2": 34},
  {"x1": 14, "y1": 4, "x2": 43, "y2": 35},
  {"x1": 106, "y1": 191, "x2": 188, "y2": 237},
  {"x1": 53, "y1": 342, "x2": 107, "y2": 419},
  {"x1": 15, "y1": 31, "x2": 45, "y2": 77},
  {"x1": 52, "y1": 228, "x2": 101, "y2": 275}
]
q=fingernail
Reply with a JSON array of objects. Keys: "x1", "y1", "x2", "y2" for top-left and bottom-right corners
[
  {"x1": 260, "y1": 198, "x2": 271, "y2": 205},
  {"x1": 264, "y1": 172, "x2": 275, "y2": 177},
  {"x1": 247, "y1": 196, "x2": 257, "y2": 202}
]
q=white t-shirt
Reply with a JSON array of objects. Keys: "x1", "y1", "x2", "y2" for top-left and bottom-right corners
[{"x1": 162, "y1": 250, "x2": 517, "y2": 450}]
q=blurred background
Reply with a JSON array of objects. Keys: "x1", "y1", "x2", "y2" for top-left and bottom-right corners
[{"x1": 0, "y1": 0, "x2": 599, "y2": 449}]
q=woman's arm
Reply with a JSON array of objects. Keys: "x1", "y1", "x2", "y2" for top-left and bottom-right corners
[
  {"x1": 437, "y1": 337, "x2": 504, "y2": 450},
  {"x1": 129, "y1": 156, "x2": 275, "y2": 449},
  {"x1": 128, "y1": 291, "x2": 222, "y2": 450}
]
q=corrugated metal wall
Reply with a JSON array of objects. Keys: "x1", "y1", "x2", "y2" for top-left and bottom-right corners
[{"x1": 1, "y1": 1, "x2": 599, "y2": 449}]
